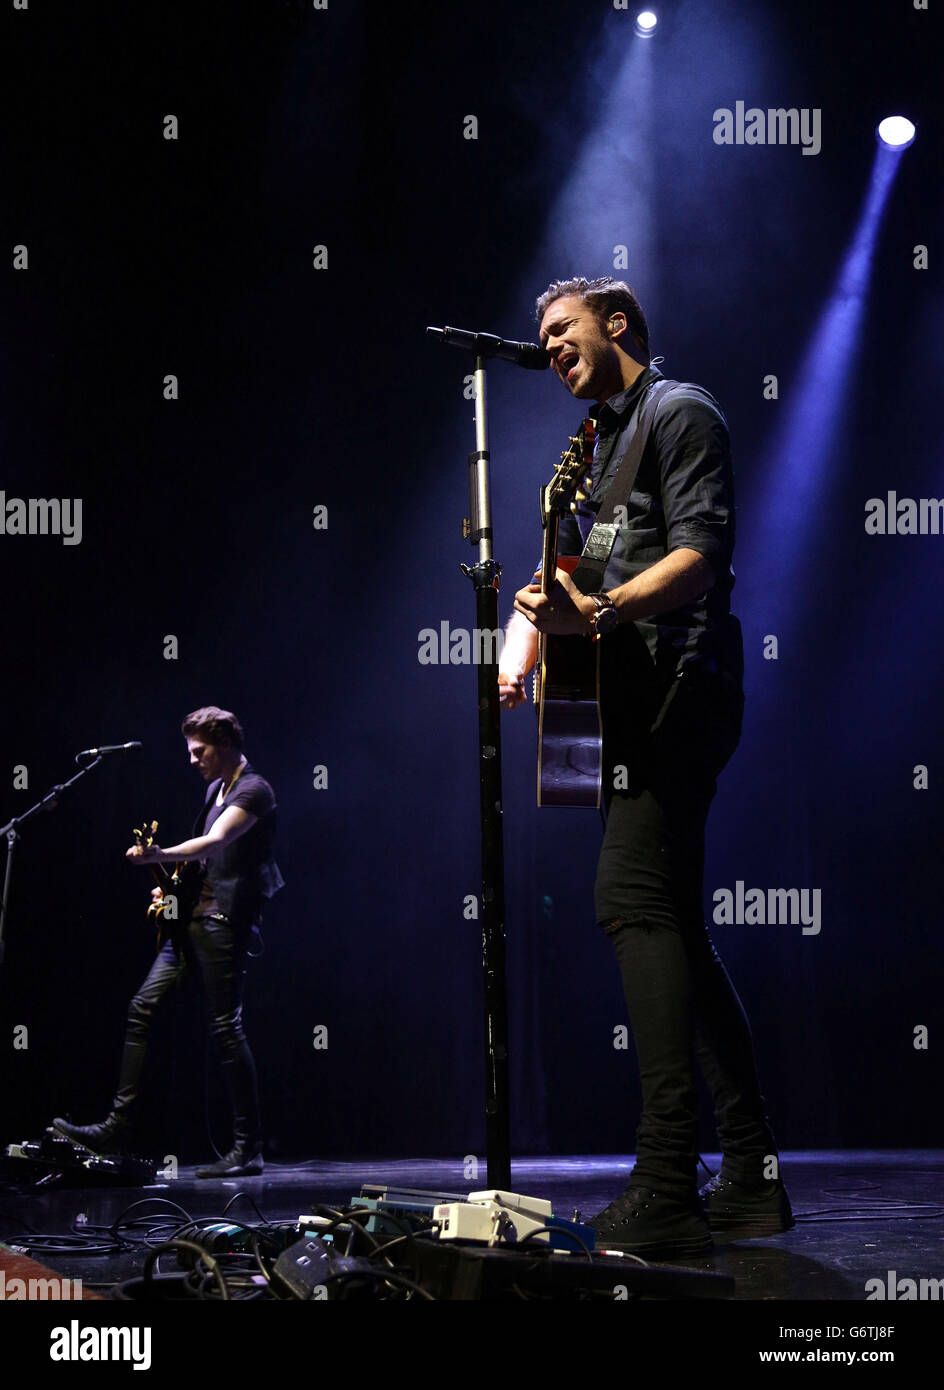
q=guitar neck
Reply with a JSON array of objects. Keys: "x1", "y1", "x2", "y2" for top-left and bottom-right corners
[
  {"x1": 148, "y1": 861, "x2": 186, "y2": 892},
  {"x1": 540, "y1": 504, "x2": 560, "y2": 596}
]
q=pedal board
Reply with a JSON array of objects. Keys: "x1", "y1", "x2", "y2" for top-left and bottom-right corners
[
  {"x1": 299, "y1": 1185, "x2": 594, "y2": 1251},
  {"x1": 4, "y1": 1133, "x2": 159, "y2": 1187}
]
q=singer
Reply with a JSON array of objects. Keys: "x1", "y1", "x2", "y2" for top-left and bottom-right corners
[
  {"x1": 499, "y1": 277, "x2": 793, "y2": 1256},
  {"x1": 52, "y1": 706, "x2": 284, "y2": 1178}
]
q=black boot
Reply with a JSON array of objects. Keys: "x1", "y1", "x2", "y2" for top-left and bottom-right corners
[
  {"x1": 195, "y1": 1054, "x2": 263, "y2": 1179},
  {"x1": 50, "y1": 1112, "x2": 131, "y2": 1156},
  {"x1": 194, "y1": 1140, "x2": 263, "y2": 1179},
  {"x1": 49, "y1": 1039, "x2": 146, "y2": 1156}
]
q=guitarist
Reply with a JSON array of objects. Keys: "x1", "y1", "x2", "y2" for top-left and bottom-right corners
[
  {"x1": 498, "y1": 277, "x2": 792, "y2": 1257},
  {"x1": 52, "y1": 706, "x2": 283, "y2": 1178}
]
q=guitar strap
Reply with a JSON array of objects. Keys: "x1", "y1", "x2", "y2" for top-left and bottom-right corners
[
  {"x1": 192, "y1": 778, "x2": 221, "y2": 837},
  {"x1": 570, "y1": 377, "x2": 675, "y2": 596}
]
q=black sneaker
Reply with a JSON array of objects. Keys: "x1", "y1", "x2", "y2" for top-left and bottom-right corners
[
  {"x1": 698, "y1": 1172, "x2": 795, "y2": 1239},
  {"x1": 49, "y1": 1114, "x2": 130, "y2": 1157},
  {"x1": 586, "y1": 1184, "x2": 713, "y2": 1258}
]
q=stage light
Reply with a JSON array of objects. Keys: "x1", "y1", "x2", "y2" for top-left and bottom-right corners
[
  {"x1": 635, "y1": 11, "x2": 658, "y2": 37},
  {"x1": 877, "y1": 116, "x2": 915, "y2": 149}
]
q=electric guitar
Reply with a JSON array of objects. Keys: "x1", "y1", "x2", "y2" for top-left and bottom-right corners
[
  {"x1": 533, "y1": 419, "x2": 603, "y2": 808},
  {"x1": 132, "y1": 819, "x2": 201, "y2": 950}
]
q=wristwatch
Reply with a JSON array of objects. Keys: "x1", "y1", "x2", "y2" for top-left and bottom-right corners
[{"x1": 588, "y1": 592, "x2": 619, "y2": 640}]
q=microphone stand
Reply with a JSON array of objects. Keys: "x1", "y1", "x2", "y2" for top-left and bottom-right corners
[
  {"x1": 458, "y1": 353, "x2": 511, "y2": 1189},
  {"x1": 0, "y1": 755, "x2": 103, "y2": 975}
]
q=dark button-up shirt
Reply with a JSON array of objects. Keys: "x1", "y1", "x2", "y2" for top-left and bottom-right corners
[{"x1": 556, "y1": 365, "x2": 740, "y2": 696}]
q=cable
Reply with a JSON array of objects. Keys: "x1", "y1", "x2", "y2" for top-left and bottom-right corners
[
  {"x1": 303, "y1": 1203, "x2": 385, "y2": 1255},
  {"x1": 515, "y1": 1225, "x2": 595, "y2": 1259},
  {"x1": 220, "y1": 1190, "x2": 269, "y2": 1222},
  {"x1": 142, "y1": 1240, "x2": 230, "y2": 1300},
  {"x1": 108, "y1": 1196, "x2": 196, "y2": 1232},
  {"x1": 793, "y1": 1204, "x2": 944, "y2": 1223},
  {"x1": 369, "y1": 1228, "x2": 439, "y2": 1258},
  {"x1": 11, "y1": 1232, "x2": 123, "y2": 1257},
  {"x1": 318, "y1": 1267, "x2": 436, "y2": 1301}
]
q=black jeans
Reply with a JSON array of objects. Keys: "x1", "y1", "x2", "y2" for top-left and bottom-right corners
[
  {"x1": 112, "y1": 914, "x2": 260, "y2": 1143},
  {"x1": 597, "y1": 667, "x2": 777, "y2": 1194}
]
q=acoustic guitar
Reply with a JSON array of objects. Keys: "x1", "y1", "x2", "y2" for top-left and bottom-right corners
[{"x1": 533, "y1": 420, "x2": 603, "y2": 808}]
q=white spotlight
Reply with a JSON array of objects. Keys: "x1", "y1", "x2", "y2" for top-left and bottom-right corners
[
  {"x1": 877, "y1": 116, "x2": 916, "y2": 149},
  {"x1": 635, "y1": 11, "x2": 658, "y2": 38}
]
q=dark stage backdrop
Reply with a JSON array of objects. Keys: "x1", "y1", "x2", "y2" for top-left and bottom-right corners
[{"x1": 1, "y1": 0, "x2": 940, "y2": 1165}]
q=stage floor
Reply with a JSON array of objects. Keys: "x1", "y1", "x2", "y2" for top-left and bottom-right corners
[{"x1": 2, "y1": 1148, "x2": 941, "y2": 1301}]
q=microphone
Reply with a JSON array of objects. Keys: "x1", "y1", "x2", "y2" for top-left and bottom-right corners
[
  {"x1": 426, "y1": 325, "x2": 550, "y2": 370},
  {"x1": 75, "y1": 741, "x2": 142, "y2": 764}
]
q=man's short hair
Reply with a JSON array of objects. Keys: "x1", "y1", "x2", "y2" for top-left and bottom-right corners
[
  {"x1": 181, "y1": 706, "x2": 244, "y2": 750},
  {"x1": 536, "y1": 276, "x2": 650, "y2": 359}
]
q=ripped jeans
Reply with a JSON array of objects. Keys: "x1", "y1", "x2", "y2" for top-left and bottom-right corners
[{"x1": 597, "y1": 667, "x2": 778, "y2": 1194}]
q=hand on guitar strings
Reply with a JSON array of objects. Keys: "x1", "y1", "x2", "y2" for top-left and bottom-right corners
[{"x1": 514, "y1": 567, "x2": 596, "y2": 637}]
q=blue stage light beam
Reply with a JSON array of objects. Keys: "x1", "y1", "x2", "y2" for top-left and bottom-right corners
[
  {"x1": 515, "y1": 18, "x2": 658, "y2": 343},
  {"x1": 739, "y1": 142, "x2": 906, "y2": 651}
]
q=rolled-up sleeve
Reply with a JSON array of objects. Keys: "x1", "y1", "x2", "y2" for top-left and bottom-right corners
[{"x1": 652, "y1": 390, "x2": 734, "y2": 580}]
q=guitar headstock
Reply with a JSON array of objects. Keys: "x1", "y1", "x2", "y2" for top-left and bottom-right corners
[
  {"x1": 543, "y1": 417, "x2": 596, "y2": 520},
  {"x1": 133, "y1": 819, "x2": 159, "y2": 849}
]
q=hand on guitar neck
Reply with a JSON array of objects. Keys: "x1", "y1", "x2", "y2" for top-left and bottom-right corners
[
  {"x1": 131, "y1": 819, "x2": 201, "y2": 950},
  {"x1": 129, "y1": 819, "x2": 167, "y2": 875},
  {"x1": 127, "y1": 840, "x2": 162, "y2": 864},
  {"x1": 513, "y1": 562, "x2": 596, "y2": 638}
]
